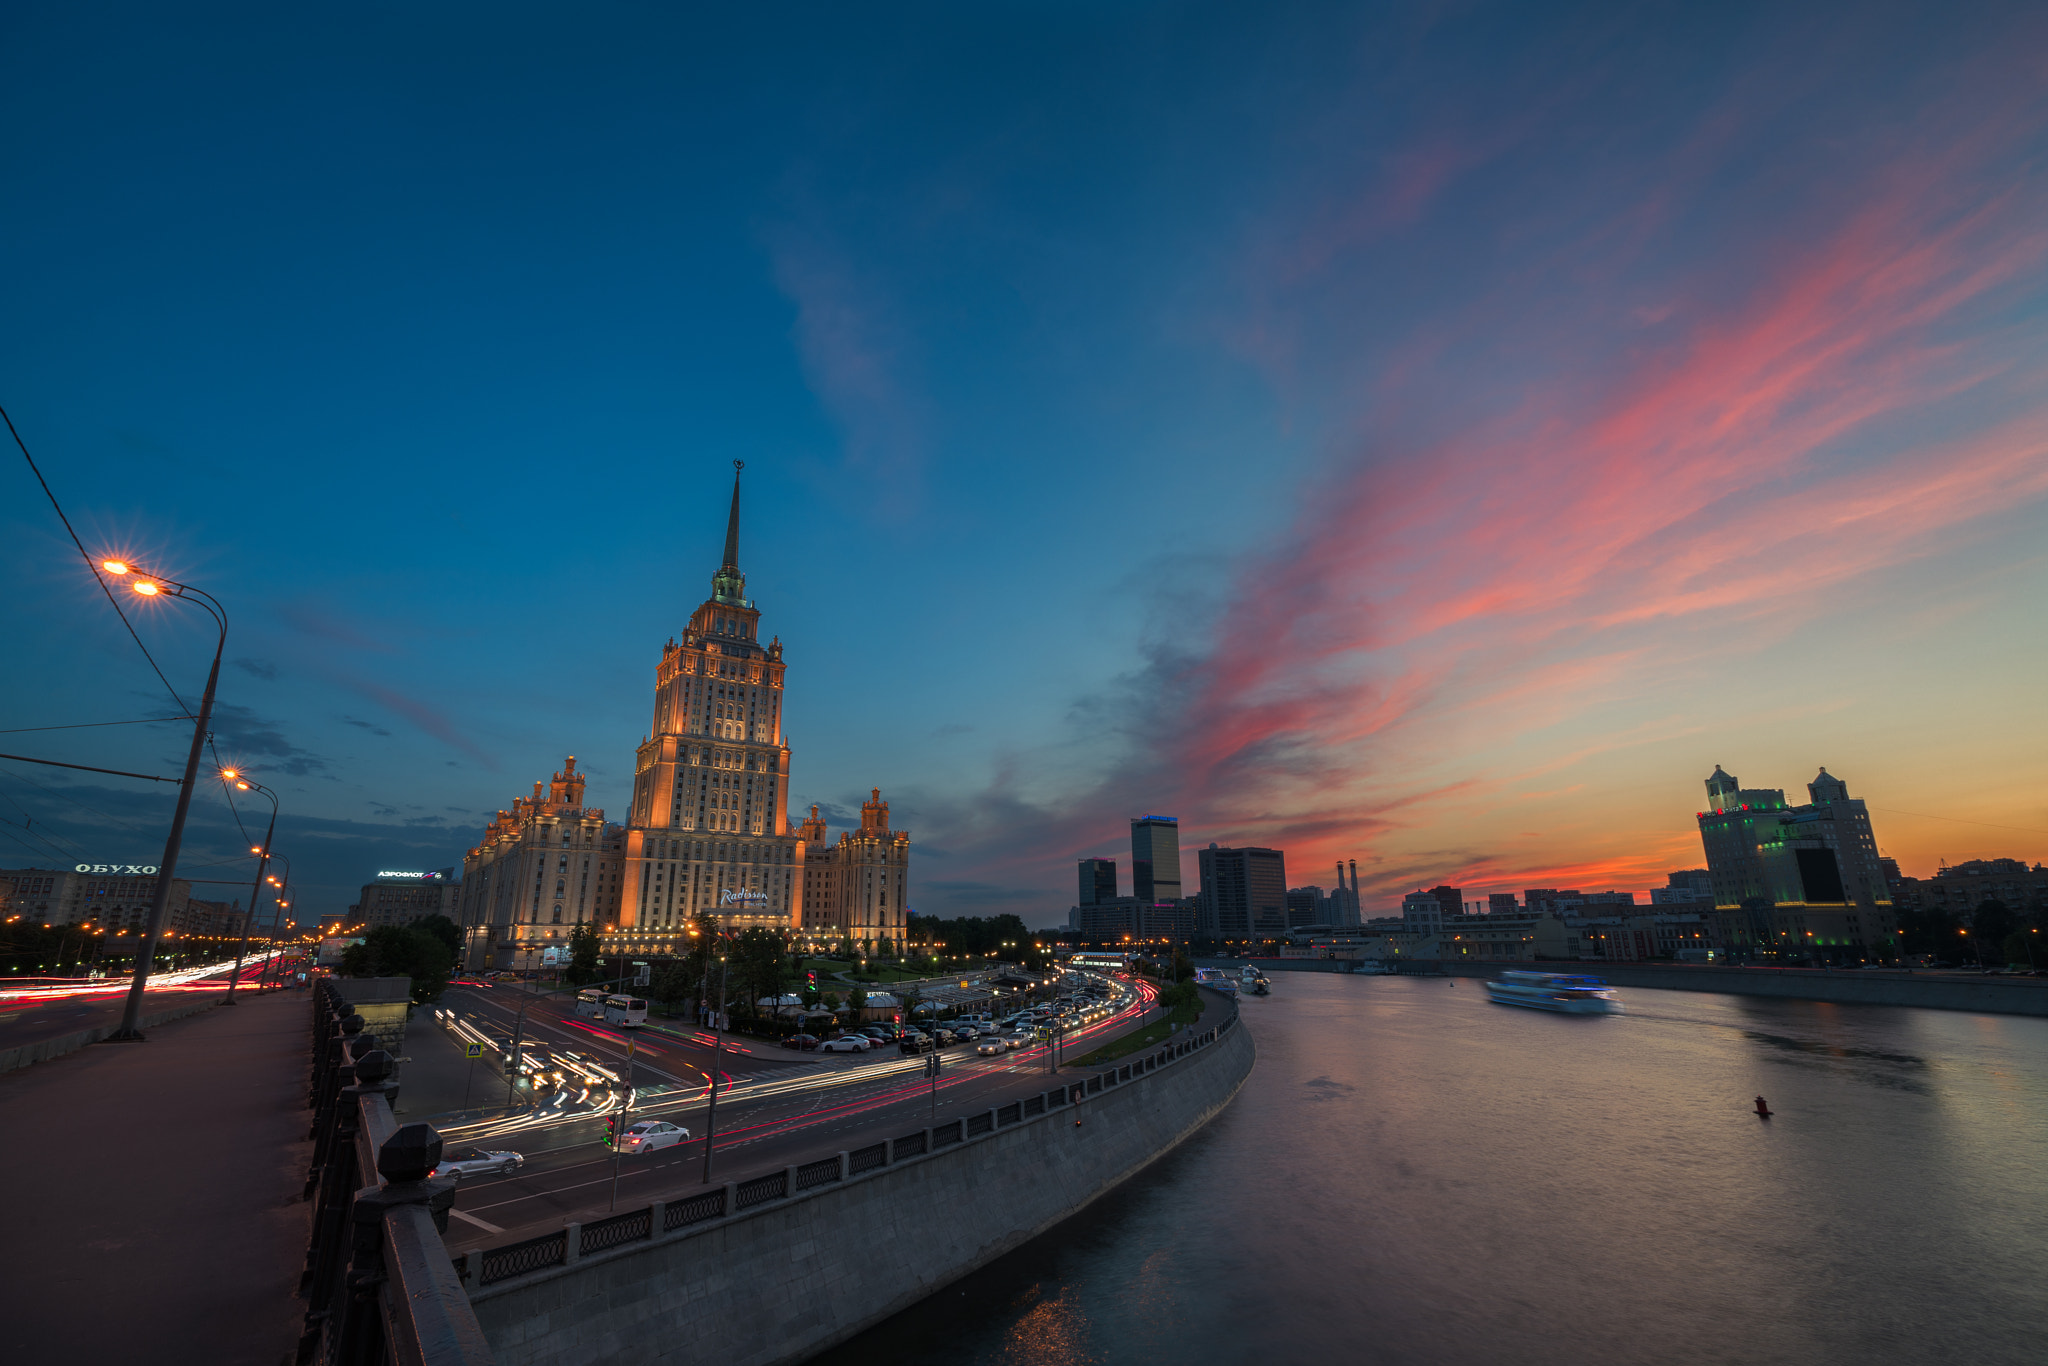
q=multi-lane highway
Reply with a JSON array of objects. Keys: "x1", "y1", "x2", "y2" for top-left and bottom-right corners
[
  {"x1": 0, "y1": 953, "x2": 282, "y2": 1053},
  {"x1": 429, "y1": 973, "x2": 1159, "y2": 1244}
]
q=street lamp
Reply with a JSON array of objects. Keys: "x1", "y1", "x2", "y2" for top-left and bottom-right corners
[
  {"x1": 222, "y1": 771, "x2": 278, "y2": 999},
  {"x1": 102, "y1": 559, "x2": 227, "y2": 1042},
  {"x1": 256, "y1": 856, "x2": 294, "y2": 989}
]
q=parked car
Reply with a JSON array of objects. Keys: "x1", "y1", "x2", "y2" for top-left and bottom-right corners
[
  {"x1": 898, "y1": 1034, "x2": 935, "y2": 1055},
  {"x1": 929, "y1": 1028, "x2": 958, "y2": 1046},
  {"x1": 430, "y1": 1147, "x2": 524, "y2": 1181},
  {"x1": 952, "y1": 1024, "x2": 979, "y2": 1040},
  {"x1": 619, "y1": 1120, "x2": 690, "y2": 1154},
  {"x1": 781, "y1": 1034, "x2": 820, "y2": 1050},
  {"x1": 974, "y1": 1039, "x2": 1006, "y2": 1057},
  {"x1": 819, "y1": 1035, "x2": 868, "y2": 1053}
]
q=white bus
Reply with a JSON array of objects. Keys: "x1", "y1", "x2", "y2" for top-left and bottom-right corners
[
  {"x1": 574, "y1": 989, "x2": 609, "y2": 1020},
  {"x1": 1068, "y1": 951, "x2": 1132, "y2": 971},
  {"x1": 604, "y1": 994, "x2": 649, "y2": 1028}
]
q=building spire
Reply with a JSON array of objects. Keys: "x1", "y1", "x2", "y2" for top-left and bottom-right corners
[{"x1": 711, "y1": 460, "x2": 749, "y2": 604}]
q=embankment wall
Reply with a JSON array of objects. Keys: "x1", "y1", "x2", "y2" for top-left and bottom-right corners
[{"x1": 467, "y1": 1008, "x2": 1255, "y2": 1366}]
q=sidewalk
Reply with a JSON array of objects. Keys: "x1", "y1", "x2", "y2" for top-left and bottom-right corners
[{"x1": 0, "y1": 989, "x2": 312, "y2": 1366}]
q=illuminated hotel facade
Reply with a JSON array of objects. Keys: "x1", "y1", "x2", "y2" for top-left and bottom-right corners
[
  {"x1": 457, "y1": 757, "x2": 624, "y2": 971},
  {"x1": 608, "y1": 464, "x2": 909, "y2": 956}
]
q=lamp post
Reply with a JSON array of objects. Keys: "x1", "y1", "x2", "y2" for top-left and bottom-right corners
[
  {"x1": 103, "y1": 561, "x2": 226, "y2": 1042},
  {"x1": 258, "y1": 856, "x2": 294, "y2": 988},
  {"x1": 222, "y1": 772, "x2": 277, "y2": 999}
]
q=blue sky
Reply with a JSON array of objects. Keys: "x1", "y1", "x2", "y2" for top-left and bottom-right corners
[{"x1": 5, "y1": 2, "x2": 2045, "y2": 925}]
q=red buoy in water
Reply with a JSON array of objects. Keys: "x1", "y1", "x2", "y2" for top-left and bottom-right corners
[{"x1": 1754, "y1": 1096, "x2": 1772, "y2": 1118}]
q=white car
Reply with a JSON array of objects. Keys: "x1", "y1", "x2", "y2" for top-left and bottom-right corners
[
  {"x1": 818, "y1": 1035, "x2": 868, "y2": 1053},
  {"x1": 431, "y1": 1147, "x2": 524, "y2": 1180},
  {"x1": 1003, "y1": 1033, "x2": 1031, "y2": 1051},
  {"x1": 619, "y1": 1120, "x2": 690, "y2": 1153},
  {"x1": 974, "y1": 1040, "x2": 1005, "y2": 1057}
]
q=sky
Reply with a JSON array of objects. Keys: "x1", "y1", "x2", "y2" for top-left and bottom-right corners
[{"x1": 3, "y1": 1, "x2": 2046, "y2": 927}]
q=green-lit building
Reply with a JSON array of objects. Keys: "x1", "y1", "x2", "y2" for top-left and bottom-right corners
[{"x1": 1696, "y1": 766, "x2": 1896, "y2": 960}]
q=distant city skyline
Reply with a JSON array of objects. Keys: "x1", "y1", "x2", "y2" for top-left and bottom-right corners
[{"x1": 4, "y1": 3, "x2": 2045, "y2": 921}]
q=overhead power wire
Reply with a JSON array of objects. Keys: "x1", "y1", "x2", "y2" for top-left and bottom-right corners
[
  {"x1": 2, "y1": 400, "x2": 191, "y2": 713},
  {"x1": 0, "y1": 717, "x2": 196, "y2": 735}
]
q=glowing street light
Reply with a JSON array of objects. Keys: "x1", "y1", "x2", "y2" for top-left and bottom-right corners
[
  {"x1": 105, "y1": 557, "x2": 227, "y2": 1043},
  {"x1": 221, "y1": 770, "x2": 279, "y2": 1000}
]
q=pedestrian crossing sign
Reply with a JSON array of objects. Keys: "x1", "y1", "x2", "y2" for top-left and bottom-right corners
[{"x1": 465, "y1": 1042, "x2": 484, "y2": 1058}]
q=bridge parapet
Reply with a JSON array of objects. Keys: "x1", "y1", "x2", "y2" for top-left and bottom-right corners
[{"x1": 301, "y1": 977, "x2": 495, "y2": 1366}]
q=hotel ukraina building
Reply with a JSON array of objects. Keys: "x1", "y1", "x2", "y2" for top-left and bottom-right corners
[{"x1": 458, "y1": 467, "x2": 909, "y2": 969}]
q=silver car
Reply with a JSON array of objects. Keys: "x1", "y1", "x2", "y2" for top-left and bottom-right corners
[
  {"x1": 431, "y1": 1147, "x2": 524, "y2": 1180},
  {"x1": 818, "y1": 1035, "x2": 868, "y2": 1053}
]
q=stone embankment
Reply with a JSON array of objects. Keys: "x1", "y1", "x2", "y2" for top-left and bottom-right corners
[{"x1": 463, "y1": 999, "x2": 1255, "y2": 1366}]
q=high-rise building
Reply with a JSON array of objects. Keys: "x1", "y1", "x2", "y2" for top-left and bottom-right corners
[
  {"x1": 1285, "y1": 886, "x2": 1324, "y2": 928},
  {"x1": 1695, "y1": 765, "x2": 1895, "y2": 956},
  {"x1": 1429, "y1": 885, "x2": 1463, "y2": 920},
  {"x1": 1078, "y1": 858, "x2": 1117, "y2": 907},
  {"x1": 1131, "y1": 816, "x2": 1182, "y2": 904},
  {"x1": 795, "y1": 790, "x2": 912, "y2": 952},
  {"x1": 1401, "y1": 890, "x2": 1445, "y2": 930},
  {"x1": 459, "y1": 757, "x2": 624, "y2": 970},
  {"x1": 605, "y1": 465, "x2": 908, "y2": 953},
  {"x1": 1198, "y1": 844, "x2": 1286, "y2": 936},
  {"x1": 354, "y1": 868, "x2": 461, "y2": 929},
  {"x1": 1488, "y1": 893, "x2": 1519, "y2": 914}
]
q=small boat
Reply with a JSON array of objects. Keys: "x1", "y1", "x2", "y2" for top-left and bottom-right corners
[
  {"x1": 1350, "y1": 960, "x2": 1393, "y2": 975},
  {"x1": 1483, "y1": 970, "x2": 1623, "y2": 1014},
  {"x1": 1191, "y1": 967, "x2": 1240, "y2": 996},
  {"x1": 1248, "y1": 978, "x2": 1270, "y2": 996}
]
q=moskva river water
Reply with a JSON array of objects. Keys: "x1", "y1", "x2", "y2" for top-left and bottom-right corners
[{"x1": 833, "y1": 972, "x2": 2048, "y2": 1366}]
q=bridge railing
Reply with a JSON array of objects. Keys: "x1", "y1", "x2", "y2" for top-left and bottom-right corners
[{"x1": 300, "y1": 978, "x2": 495, "y2": 1366}]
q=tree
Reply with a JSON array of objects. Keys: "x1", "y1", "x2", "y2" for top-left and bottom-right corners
[
  {"x1": 2002, "y1": 929, "x2": 2039, "y2": 970},
  {"x1": 564, "y1": 923, "x2": 602, "y2": 985},
  {"x1": 339, "y1": 924, "x2": 453, "y2": 1004},
  {"x1": 414, "y1": 914, "x2": 464, "y2": 960},
  {"x1": 1171, "y1": 947, "x2": 1194, "y2": 983},
  {"x1": 1972, "y1": 899, "x2": 2015, "y2": 949},
  {"x1": 733, "y1": 927, "x2": 789, "y2": 1022},
  {"x1": 649, "y1": 959, "x2": 695, "y2": 1016}
]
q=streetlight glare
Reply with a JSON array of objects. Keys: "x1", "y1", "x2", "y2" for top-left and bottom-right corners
[
  {"x1": 102, "y1": 559, "x2": 129, "y2": 574},
  {"x1": 133, "y1": 580, "x2": 161, "y2": 595}
]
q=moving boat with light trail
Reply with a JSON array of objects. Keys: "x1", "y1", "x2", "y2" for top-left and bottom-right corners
[{"x1": 1483, "y1": 970, "x2": 1624, "y2": 1015}]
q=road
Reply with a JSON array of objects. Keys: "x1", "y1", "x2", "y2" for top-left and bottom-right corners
[
  {"x1": 0, "y1": 954, "x2": 282, "y2": 1052},
  {"x1": 430, "y1": 972, "x2": 1159, "y2": 1245}
]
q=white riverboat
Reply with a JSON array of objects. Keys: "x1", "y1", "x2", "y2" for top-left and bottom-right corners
[
  {"x1": 1483, "y1": 970, "x2": 1624, "y2": 1015},
  {"x1": 1191, "y1": 967, "x2": 1240, "y2": 997}
]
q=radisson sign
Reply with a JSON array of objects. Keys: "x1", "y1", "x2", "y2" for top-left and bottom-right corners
[{"x1": 719, "y1": 889, "x2": 770, "y2": 907}]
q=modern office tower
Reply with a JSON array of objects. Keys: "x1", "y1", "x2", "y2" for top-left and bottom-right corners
[
  {"x1": 355, "y1": 869, "x2": 461, "y2": 928},
  {"x1": 1132, "y1": 815, "x2": 1182, "y2": 904},
  {"x1": 1079, "y1": 858, "x2": 1117, "y2": 906},
  {"x1": 459, "y1": 757, "x2": 625, "y2": 970},
  {"x1": 1285, "y1": 886, "x2": 1324, "y2": 927},
  {"x1": 1696, "y1": 765, "x2": 1895, "y2": 955},
  {"x1": 1429, "y1": 885, "x2": 1463, "y2": 920},
  {"x1": 1198, "y1": 844, "x2": 1287, "y2": 936}
]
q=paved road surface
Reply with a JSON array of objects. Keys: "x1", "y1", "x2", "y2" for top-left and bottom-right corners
[
  {"x1": 0, "y1": 955, "x2": 279, "y2": 1053},
  {"x1": 432, "y1": 975, "x2": 1157, "y2": 1247}
]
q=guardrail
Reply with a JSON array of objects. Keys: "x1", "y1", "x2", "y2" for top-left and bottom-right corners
[
  {"x1": 300, "y1": 978, "x2": 495, "y2": 1366},
  {"x1": 459, "y1": 1004, "x2": 1239, "y2": 1298}
]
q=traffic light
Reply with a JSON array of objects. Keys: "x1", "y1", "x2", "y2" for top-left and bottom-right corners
[{"x1": 603, "y1": 1115, "x2": 619, "y2": 1148}]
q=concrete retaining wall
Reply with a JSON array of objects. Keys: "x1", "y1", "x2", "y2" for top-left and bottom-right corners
[
  {"x1": 1437, "y1": 962, "x2": 2048, "y2": 1016},
  {"x1": 468, "y1": 1013, "x2": 1256, "y2": 1366},
  {"x1": 0, "y1": 993, "x2": 230, "y2": 1074}
]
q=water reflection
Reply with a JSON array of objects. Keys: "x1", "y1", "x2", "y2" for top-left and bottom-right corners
[{"x1": 829, "y1": 975, "x2": 2048, "y2": 1366}]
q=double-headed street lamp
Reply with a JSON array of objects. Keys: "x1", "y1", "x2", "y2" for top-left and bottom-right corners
[
  {"x1": 221, "y1": 770, "x2": 277, "y2": 999},
  {"x1": 101, "y1": 560, "x2": 226, "y2": 1043},
  {"x1": 257, "y1": 857, "x2": 294, "y2": 989}
]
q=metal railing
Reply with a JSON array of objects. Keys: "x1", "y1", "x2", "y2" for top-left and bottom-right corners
[
  {"x1": 458, "y1": 1004, "x2": 1237, "y2": 1300},
  {"x1": 300, "y1": 978, "x2": 495, "y2": 1366}
]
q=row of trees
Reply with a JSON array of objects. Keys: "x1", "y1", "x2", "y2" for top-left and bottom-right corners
[
  {"x1": 904, "y1": 913, "x2": 1048, "y2": 970},
  {"x1": 338, "y1": 914, "x2": 462, "y2": 1004},
  {"x1": 1897, "y1": 898, "x2": 2044, "y2": 967}
]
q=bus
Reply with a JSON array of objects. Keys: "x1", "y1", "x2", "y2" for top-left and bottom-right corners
[
  {"x1": 1068, "y1": 951, "x2": 1133, "y2": 972},
  {"x1": 603, "y1": 995, "x2": 649, "y2": 1028},
  {"x1": 574, "y1": 989, "x2": 609, "y2": 1020}
]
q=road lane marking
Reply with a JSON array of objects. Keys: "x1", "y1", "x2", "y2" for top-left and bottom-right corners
[{"x1": 449, "y1": 1207, "x2": 504, "y2": 1233}]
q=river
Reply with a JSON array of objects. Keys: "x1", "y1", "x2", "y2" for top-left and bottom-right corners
[{"x1": 830, "y1": 972, "x2": 2048, "y2": 1366}]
